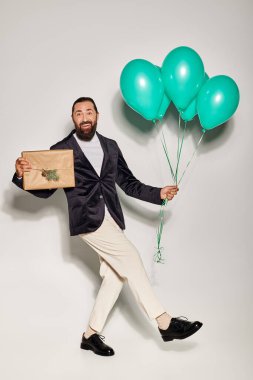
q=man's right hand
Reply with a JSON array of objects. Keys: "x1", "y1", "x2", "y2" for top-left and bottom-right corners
[{"x1": 15, "y1": 157, "x2": 32, "y2": 178}]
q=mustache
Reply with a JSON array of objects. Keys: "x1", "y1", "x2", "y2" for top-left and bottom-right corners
[{"x1": 79, "y1": 121, "x2": 92, "y2": 127}]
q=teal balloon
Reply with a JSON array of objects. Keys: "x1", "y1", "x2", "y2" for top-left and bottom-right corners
[
  {"x1": 180, "y1": 99, "x2": 197, "y2": 122},
  {"x1": 180, "y1": 73, "x2": 209, "y2": 122},
  {"x1": 161, "y1": 46, "x2": 205, "y2": 110},
  {"x1": 156, "y1": 94, "x2": 171, "y2": 120},
  {"x1": 197, "y1": 75, "x2": 240, "y2": 130},
  {"x1": 155, "y1": 66, "x2": 171, "y2": 120},
  {"x1": 120, "y1": 59, "x2": 164, "y2": 120}
]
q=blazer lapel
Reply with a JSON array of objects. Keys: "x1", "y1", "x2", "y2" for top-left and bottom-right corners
[{"x1": 96, "y1": 131, "x2": 108, "y2": 177}]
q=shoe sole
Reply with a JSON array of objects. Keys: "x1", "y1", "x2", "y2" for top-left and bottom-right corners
[
  {"x1": 80, "y1": 343, "x2": 114, "y2": 356},
  {"x1": 162, "y1": 324, "x2": 203, "y2": 342}
]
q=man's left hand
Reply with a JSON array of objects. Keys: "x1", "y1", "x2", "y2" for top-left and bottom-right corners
[{"x1": 160, "y1": 185, "x2": 179, "y2": 201}]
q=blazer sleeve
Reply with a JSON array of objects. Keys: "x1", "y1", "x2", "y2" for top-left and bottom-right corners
[
  {"x1": 11, "y1": 144, "x2": 58, "y2": 199},
  {"x1": 115, "y1": 144, "x2": 163, "y2": 205}
]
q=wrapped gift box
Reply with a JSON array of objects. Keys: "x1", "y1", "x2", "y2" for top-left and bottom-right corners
[{"x1": 21, "y1": 149, "x2": 75, "y2": 190}]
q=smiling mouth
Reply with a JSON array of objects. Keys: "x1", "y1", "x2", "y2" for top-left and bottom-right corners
[{"x1": 80, "y1": 123, "x2": 92, "y2": 130}]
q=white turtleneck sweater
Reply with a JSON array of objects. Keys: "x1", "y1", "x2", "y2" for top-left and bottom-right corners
[
  {"x1": 74, "y1": 132, "x2": 103, "y2": 176},
  {"x1": 74, "y1": 132, "x2": 110, "y2": 216}
]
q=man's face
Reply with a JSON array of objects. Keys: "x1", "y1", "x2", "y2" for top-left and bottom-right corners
[{"x1": 72, "y1": 101, "x2": 99, "y2": 141}]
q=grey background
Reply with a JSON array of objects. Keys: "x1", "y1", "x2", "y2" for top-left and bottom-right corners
[{"x1": 1, "y1": 0, "x2": 252, "y2": 379}]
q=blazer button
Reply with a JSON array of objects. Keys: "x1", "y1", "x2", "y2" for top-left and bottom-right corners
[{"x1": 99, "y1": 195, "x2": 103, "y2": 199}]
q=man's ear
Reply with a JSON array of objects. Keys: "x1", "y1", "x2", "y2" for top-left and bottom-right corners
[{"x1": 97, "y1": 112, "x2": 99, "y2": 121}]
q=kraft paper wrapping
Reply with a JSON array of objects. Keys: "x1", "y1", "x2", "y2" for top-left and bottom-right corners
[{"x1": 21, "y1": 150, "x2": 75, "y2": 190}]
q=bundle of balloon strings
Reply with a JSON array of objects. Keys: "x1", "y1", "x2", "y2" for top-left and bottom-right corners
[{"x1": 153, "y1": 117, "x2": 205, "y2": 263}]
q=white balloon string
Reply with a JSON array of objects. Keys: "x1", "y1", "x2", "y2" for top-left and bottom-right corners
[
  {"x1": 177, "y1": 113, "x2": 181, "y2": 161},
  {"x1": 153, "y1": 119, "x2": 173, "y2": 263},
  {"x1": 178, "y1": 131, "x2": 205, "y2": 185},
  {"x1": 175, "y1": 120, "x2": 187, "y2": 184},
  {"x1": 161, "y1": 131, "x2": 176, "y2": 183},
  {"x1": 155, "y1": 119, "x2": 176, "y2": 183}
]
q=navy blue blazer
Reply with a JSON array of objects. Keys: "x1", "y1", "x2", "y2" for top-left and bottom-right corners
[{"x1": 12, "y1": 129, "x2": 163, "y2": 235}]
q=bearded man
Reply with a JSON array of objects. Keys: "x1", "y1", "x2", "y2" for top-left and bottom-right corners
[{"x1": 12, "y1": 97, "x2": 202, "y2": 357}]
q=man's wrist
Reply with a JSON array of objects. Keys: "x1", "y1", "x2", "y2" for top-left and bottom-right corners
[{"x1": 16, "y1": 173, "x2": 23, "y2": 180}]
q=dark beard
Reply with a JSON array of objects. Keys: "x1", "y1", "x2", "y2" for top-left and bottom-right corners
[{"x1": 75, "y1": 121, "x2": 97, "y2": 141}]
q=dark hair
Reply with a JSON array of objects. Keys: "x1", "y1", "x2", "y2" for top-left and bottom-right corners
[{"x1": 72, "y1": 97, "x2": 99, "y2": 114}]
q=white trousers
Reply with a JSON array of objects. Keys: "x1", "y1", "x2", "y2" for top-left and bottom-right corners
[{"x1": 79, "y1": 212, "x2": 166, "y2": 332}]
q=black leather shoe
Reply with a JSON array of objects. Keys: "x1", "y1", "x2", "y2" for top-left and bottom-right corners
[
  {"x1": 158, "y1": 316, "x2": 203, "y2": 342},
  {"x1": 80, "y1": 333, "x2": 115, "y2": 356}
]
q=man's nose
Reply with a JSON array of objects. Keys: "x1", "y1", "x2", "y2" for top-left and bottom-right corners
[{"x1": 80, "y1": 116, "x2": 87, "y2": 123}]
